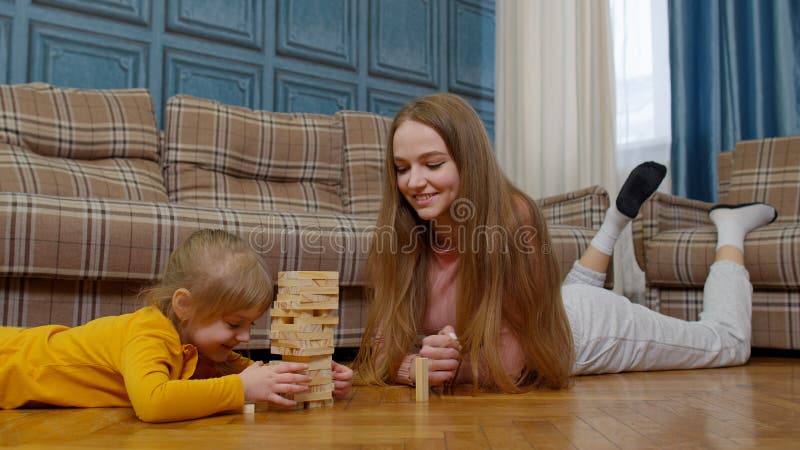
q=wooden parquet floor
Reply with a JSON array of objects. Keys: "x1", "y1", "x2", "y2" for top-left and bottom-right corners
[{"x1": 2, "y1": 356, "x2": 799, "y2": 449}]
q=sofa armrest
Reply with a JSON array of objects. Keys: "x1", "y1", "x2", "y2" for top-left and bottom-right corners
[
  {"x1": 536, "y1": 185, "x2": 609, "y2": 230},
  {"x1": 631, "y1": 192, "x2": 715, "y2": 271}
]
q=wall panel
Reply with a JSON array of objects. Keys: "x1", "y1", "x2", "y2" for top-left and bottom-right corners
[
  {"x1": 448, "y1": 0, "x2": 494, "y2": 97},
  {"x1": 0, "y1": 15, "x2": 9, "y2": 84},
  {"x1": 367, "y1": 87, "x2": 415, "y2": 118},
  {"x1": 166, "y1": 0, "x2": 262, "y2": 49},
  {"x1": 369, "y1": 0, "x2": 438, "y2": 87},
  {"x1": 277, "y1": 0, "x2": 356, "y2": 70},
  {"x1": 164, "y1": 48, "x2": 261, "y2": 109},
  {"x1": 276, "y1": 69, "x2": 355, "y2": 114},
  {"x1": 35, "y1": 0, "x2": 151, "y2": 26},
  {"x1": 29, "y1": 22, "x2": 147, "y2": 88}
]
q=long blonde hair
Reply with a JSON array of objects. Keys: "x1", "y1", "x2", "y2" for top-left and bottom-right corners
[
  {"x1": 142, "y1": 229, "x2": 273, "y2": 332},
  {"x1": 353, "y1": 93, "x2": 574, "y2": 391}
]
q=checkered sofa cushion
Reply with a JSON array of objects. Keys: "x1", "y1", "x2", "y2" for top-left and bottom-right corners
[
  {"x1": 723, "y1": 136, "x2": 800, "y2": 219},
  {"x1": 539, "y1": 185, "x2": 612, "y2": 283},
  {"x1": 0, "y1": 83, "x2": 165, "y2": 202},
  {"x1": 339, "y1": 111, "x2": 390, "y2": 216},
  {"x1": 164, "y1": 95, "x2": 345, "y2": 213},
  {"x1": 642, "y1": 224, "x2": 800, "y2": 288}
]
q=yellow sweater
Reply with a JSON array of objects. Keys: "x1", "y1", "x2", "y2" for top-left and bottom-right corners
[{"x1": 0, "y1": 306, "x2": 251, "y2": 422}]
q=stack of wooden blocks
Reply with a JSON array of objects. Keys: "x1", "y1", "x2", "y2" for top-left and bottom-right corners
[{"x1": 269, "y1": 271, "x2": 339, "y2": 409}]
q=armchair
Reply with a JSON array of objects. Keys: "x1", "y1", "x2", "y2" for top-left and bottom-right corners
[{"x1": 632, "y1": 136, "x2": 800, "y2": 349}]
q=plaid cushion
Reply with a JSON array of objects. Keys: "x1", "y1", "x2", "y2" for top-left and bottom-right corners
[
  {"x1": 0, "y1": 144, "x2": 166, "y2": 201},
  {"x1": 632, "y1": 192, "x2": 714, "y2": 271},
  {"x1": 644, "y1": 224, "x2": 800, "y2": 289},
  {"x1": 538, "y1": 185, "x2": 609, "y2": 229},
  {"x1": 538, "y1": 185, "x2": 613, "y2": 285},
  {"x1": 339, "y1": 111, "x2": 390, "y2": 217},
  {"x1": 164, "y1": 95, "x2": 344, "y2": 213},
  {"x1": 726, "y1": 136, "x2": 800, "y2": 220},
  {"x1": 651, "y1": 288, "x2": 800, "y2": 350},
  {"x1": 0, "y1": 83, "x2": 159, "y2": 160},
  {"x1": 0, "y1": 83, "x2": 166, "y2": 202}
]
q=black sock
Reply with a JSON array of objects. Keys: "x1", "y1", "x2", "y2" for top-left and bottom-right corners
[{"x1": 616, "y1": 161, "x2": 667, "y2": 218}]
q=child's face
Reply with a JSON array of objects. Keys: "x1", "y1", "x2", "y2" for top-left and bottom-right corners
[
  {"x1": 393, "y1": 120, "x2": 460, "y2": 228},
  {"x1": 183, "y1": 306, "x2": 263, "y2": 362}
]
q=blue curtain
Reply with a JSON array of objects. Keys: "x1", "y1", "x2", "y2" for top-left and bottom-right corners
[{"x1": 669, "y1": 0, "x2": 800, "y2": 202}]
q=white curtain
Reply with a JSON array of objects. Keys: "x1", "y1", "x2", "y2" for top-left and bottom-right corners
[
  {"x1": 611, "y1": 0, "x2": 672, "y2": 188},
  {"x1": 495, "y1": 0, "x2": 617, "y2": 199},
  {"x1": 610, "y1": 0, "x2": 672, "y2": 302}
]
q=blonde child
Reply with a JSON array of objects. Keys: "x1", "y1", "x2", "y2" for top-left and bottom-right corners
[
  {"x1": 353, "y1": 93, "x2": 777, "y2": 392},
  {"x1": 0, "y1": 229, "x2": 353, "y2": 422}
]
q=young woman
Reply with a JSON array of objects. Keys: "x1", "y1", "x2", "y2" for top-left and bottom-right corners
[
  {"x1": 353, "y1": 93, "x2": 776, "y2": 393},
  {"x1": 0, "y1": 229, "x2": 353, "y2": 422}
]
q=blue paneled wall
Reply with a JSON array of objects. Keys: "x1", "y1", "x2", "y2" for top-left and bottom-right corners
[{"x1": 0, "y1": 0, "x2": 494, "y2": 139}]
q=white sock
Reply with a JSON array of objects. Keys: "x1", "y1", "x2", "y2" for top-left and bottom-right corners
[
  {"x1": 709, "y1": 203, "x2": 777, "y2": 251},
  {"x1": 590, "y1": 204, "x2": 630, "y2": 256}
]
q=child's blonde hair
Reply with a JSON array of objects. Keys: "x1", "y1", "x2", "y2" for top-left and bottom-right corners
[{"x1": 143, "y1": 229, "x2": 273, "y2": 328}]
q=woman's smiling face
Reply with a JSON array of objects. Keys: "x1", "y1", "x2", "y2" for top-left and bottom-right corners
[{"x1": 392, "y1": 120, "x2": 460, "y2": 228}]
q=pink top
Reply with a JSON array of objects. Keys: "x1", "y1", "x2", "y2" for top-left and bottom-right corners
[{"x1": 394, "y1": 248, "x2": 526, "y2": 385}]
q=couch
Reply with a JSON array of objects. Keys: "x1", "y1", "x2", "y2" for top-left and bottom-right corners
[
  {"x1": 632, "y1": 136, "x2": 800, "y2": 350},
  {"x1": 0, "y1": 83, "x2": 610, "y2": 350}
]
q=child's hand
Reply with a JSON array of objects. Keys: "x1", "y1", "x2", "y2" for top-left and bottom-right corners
[
  {"x1": 331, "y1": 361, "x2": 353, "y2": 398},
  {"x1": 418, "y1": 325, "x2": 461, "y2": 387},
  {"x1": 238, "y1": 361, "x2": 311, "y2": 406}
]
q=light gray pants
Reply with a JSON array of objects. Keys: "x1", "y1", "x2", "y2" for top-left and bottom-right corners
[{"x1": 563, "y1": 260, "x2": 752, "y2": 375}]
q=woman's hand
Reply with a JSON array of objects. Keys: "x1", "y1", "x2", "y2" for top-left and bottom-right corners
[
  {"x1": 237, "y1": 361, "x2": 311, "y2": 406},
  {"x1": 331, "y1": 361, "x2": 354, "y2": 398},
  {"x1": 417, "y1": 325, "x2": 462, "y2": 387}
]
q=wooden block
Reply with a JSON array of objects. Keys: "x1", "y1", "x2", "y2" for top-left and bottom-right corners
[
  {"x1": 308, "y1": 373, "x2": 333, "y2": 386},
  {"x1": 279, "y1": 271, "x2": 339, "y2": 280},
  {"x1": 269, "y1": 330, "x2": 334, "y2": 340},
  {"x1": 307, "y1": 382, "x2": 334, "y2": 393},
  {"x1": 271, "y1": 338, "x2": 334, "y2": 349},
  {"x1": 415, "y1": 357, "x2": 429, "y2": 402},
  {"x1": 273, "y1": 299, "x2": 340, "y2": 311},
  {"x1": 242, "y1": 402, "x2": 255, "y2": 414},
  {"x1": 293, "y1": 315, "x2": 339, "y2": 325},
  {"x1": 276, "y1": 293, "x2": 339, "y2": 303},
  {"x1": 269, "y1": 308, "x2": 301, "y2": 317},
  {"x1": 271, "y1": 345, "x2": 335, "y2": 357},
  {"x1": 270, "y1": 323, "x2": 325, "y2": 332},
  {"x1": 277, "y1": 286, "x2": 339, "y2": 295},
  {"x1": 306, "y1": 368, "x2": 333, "y2": 378},
  {"x1": 277, "y1": 278, "x2": 339, "y2": 287}
]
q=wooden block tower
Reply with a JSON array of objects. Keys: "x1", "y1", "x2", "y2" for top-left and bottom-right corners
[{"x1": 270, "y1": 271, "x2": 339, "y2": 409}]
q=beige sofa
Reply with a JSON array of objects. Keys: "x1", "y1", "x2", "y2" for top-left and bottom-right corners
[{"x1": 0, "y1": 83, "x2": 609, "y2": 350}]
